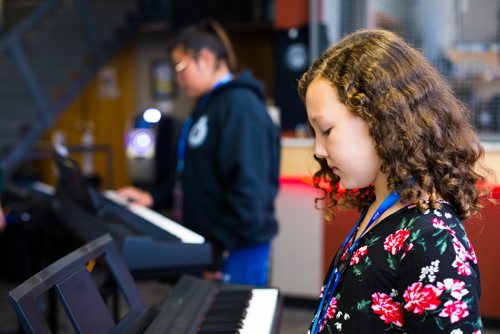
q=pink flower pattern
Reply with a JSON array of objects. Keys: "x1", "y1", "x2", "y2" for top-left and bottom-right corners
[
  {"x1": 350, "y1": 245, "x2": 368, "y2": 265},
  {"x1": 436, "y1": 279, "x2": 469, "y2": 300},
  {"x1": 439, "y1": 300, "x2": 470, "y2": 323},
  {"x1": 314, "y1": 204, "x2": 481, "y2": 333},
  {"x1": 383, "y1": 229, "x2": 410, "y2": 255},
  {"x1": 320, "y1": 297, "x2": 338, "y2": 332},
  {"x1": 403, "y1": 282, "x2": 444, "y2": 314},
  {"x1": 371, "y1": 292, "x2": 405, "y2": 327}
]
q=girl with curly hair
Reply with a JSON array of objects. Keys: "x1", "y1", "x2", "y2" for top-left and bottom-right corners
[{"x1": 299, "y1": 29, "x2": 490, "y2": 333}]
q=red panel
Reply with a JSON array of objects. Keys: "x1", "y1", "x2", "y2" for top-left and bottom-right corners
[
  {"x1": 322, "y1": 187, "x2": 500, "y2": 319},
  {"x1": 467, "y1": 191, "x2": 500, "y2": 318},
  {"x1": 274, "y1": 0, "x2": 308, "y2": 29}
]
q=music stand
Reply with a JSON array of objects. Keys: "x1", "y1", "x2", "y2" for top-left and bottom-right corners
[
  {"x1": 53, "y1": 152, "x2": 100, "y2": 215},
  {"x1": 8, "y1": 234, "x2": 155, "y2": 334}
]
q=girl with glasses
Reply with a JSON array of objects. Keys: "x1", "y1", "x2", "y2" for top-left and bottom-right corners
[{"x1": 118, "y1": 19, "x2": 280, "y2": 287}]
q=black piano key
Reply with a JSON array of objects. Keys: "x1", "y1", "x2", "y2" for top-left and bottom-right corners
[
  {"x1": 204, "y1": 304, "x2": 247, "y2": 318},
  {"x1": 208, "y1": 306, "x2": 248, "y2": 314},
  {"x1": 212, "y1": 292, "x2": 250, "y2": 307},
  {"x1": 196, "y1": 290, "x2": 252, "y2": 333},
  {"x1": 211, "y1": 298, "x2": 248, "y2": 307},
  {"x1": 197, "y1": 322, "x2": 242, "y2": 333},
  {"x1": 203, "y1": 310, "x2": 246, "y2": 322},
  {"x1": 215, "y1": 290, "x2": 252, "y2": 301},
  {"x1": 198, "y1": 331, "x2": 239, "y2": 334},
  {"x1": 217, "y1": 290, "x2": 252, "y2": 297},
  {"x1": 142, "y1": 276, "x2": 281, "y2": 334},
  {"x1": 207, "y1": 295, "x2": 248, "y2": 313},
  {"x1": 207, "y1": 304, "x2": 248, "y2": 313},
  {"x1": 202, "y1": 315, "x2": 244, "y2": 325}
]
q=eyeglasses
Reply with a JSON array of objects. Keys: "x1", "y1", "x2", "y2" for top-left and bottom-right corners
[{"x1": 174, "y1": 60, "x2": 188, "y2": 73}]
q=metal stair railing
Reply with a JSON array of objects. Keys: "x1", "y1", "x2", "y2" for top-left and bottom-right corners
[{"x1": 0, "y1": 0, "x2": 138, "y2": 176}]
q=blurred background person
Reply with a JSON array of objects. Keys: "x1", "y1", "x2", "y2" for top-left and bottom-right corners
[{"x1": 117, "y1": 18, "x2": 280, "y2": 287}]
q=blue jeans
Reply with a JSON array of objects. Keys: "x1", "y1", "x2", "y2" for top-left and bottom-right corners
[{"x1": 221, "y1": 242, "x2": 271, "y2": 287}]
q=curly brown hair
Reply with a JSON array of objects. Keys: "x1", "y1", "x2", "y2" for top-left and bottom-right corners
[{"x1": 298, "y1": 29, "x2": 492, "y2": 220}]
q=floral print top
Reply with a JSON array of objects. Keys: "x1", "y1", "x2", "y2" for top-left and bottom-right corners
[{"x1": 310, "y1": 202, "x2": 482, "y2": 334}]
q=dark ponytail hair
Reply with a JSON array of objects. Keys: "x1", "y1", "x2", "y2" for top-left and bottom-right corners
[{"x1": 169, "y1": 18, "x2": 238, "y2": 73}]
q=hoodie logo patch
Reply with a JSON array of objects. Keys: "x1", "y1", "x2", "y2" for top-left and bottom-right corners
[{"x1": 188, "y1": 115, "x2": 208, "y2": 147}]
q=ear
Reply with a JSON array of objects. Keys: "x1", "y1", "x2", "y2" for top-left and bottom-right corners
[{"x1": 197, "y1": 48, "x2": 216, "y2": 69}]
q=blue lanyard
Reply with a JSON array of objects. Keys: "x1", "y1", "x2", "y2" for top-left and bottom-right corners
[
  {"x1": 310, "y1": 190, "x2": 401, "y2": 334},
  {"x1": 175, "y1": 73, "x2": 233, "y2": 175},
  {"x1": 175, "y1": 117, "x2": 193, "y2": 174}
]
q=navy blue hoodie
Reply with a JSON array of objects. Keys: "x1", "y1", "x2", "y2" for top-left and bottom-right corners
[{"x1": 181, "y1": 70, "x2": 280, "y2": 251}]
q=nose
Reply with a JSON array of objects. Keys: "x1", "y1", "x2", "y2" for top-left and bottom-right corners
[{"x1": 313, "y1": 137, "x2": 328, "y2": 160}]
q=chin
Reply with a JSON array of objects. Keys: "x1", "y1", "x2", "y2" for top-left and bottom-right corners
[
  {"x1": 339, "y1": 180, "x2": 353, "y2": 190},
  {"x1": 340, "y1": 179, "x2": 371, "y2": 191}
]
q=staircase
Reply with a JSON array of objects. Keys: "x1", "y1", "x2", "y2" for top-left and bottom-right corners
[{"x1": 0, "y1": 0, "x2": 141, "y2": 177}]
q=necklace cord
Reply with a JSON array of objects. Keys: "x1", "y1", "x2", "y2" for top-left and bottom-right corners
[{"x1": 310, "y1": 190, "x2": 401, "y2": 334}]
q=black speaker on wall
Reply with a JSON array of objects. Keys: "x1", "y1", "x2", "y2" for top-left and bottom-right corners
[{"x1": 273, "y1": 24, "x2": 328, "y2": 131}]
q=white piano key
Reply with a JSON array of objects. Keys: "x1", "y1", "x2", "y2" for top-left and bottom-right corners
[
  {"x1": 103, "y1": 190, "x2": 205, "y2": 244},
  {"x1": 240, "y1": 288, "x2": 279, "y2": 334},
  {"x1": 31, "y1": 181, "x2": 55, "y2": 195}
]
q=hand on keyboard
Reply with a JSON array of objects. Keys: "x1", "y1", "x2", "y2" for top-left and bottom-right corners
[
  {"x1": 115, "y1": 186, "x2": 154, "y2": 207},
  {"x1": 202, "y1": 271, "x2": 223, "y2": 281}
]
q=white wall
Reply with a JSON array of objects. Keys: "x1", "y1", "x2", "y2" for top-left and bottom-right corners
[{"x1": 271, "y1": 180, "x2": 323, "y2": 298}]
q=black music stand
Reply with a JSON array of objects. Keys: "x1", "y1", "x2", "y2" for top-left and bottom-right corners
[
  {"x1": 8, "y1": 234, "x2": 155, "y2": 334},
  {"x1": 53, "y1": 152, "x2": 101, "y2": 215}
]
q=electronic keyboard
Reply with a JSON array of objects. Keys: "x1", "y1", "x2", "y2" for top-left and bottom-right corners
[
  {"x1": 140, "y1": 275, "x2": 282, "y2": 334},
  {"x1": 51, "y1": 185, "x2": 212, "y2": 277}
]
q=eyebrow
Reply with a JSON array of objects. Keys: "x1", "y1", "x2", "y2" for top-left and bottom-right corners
[{"x1": 309, "y1": 115, "x2": 323, "y2": 125}]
